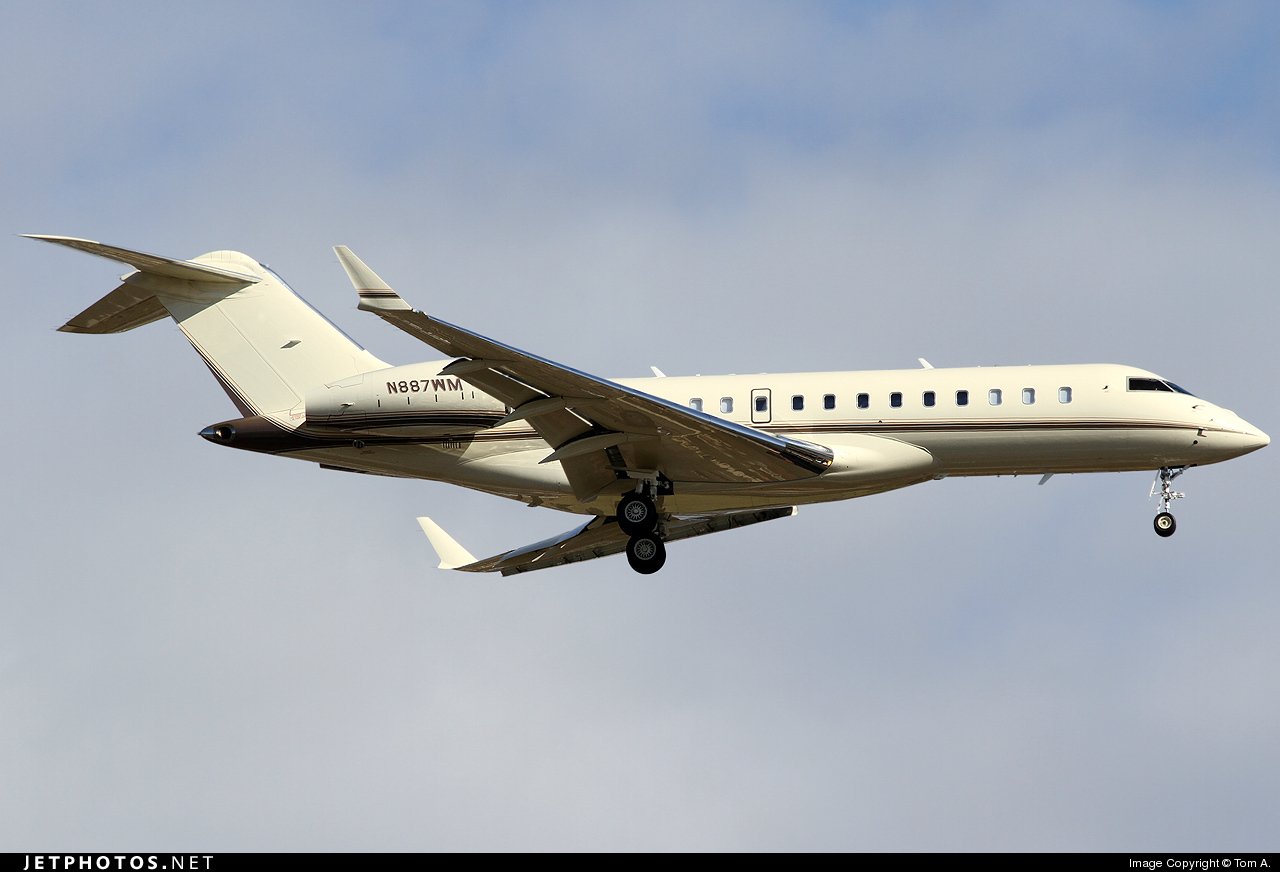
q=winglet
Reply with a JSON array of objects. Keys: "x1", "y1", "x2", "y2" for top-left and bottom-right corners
[
  {"x1": 417, "y1": 516, "x2": 478, "y2": 570},
  {"x1": 334, "y1": 245, "x2": 412, "y2": 313}
]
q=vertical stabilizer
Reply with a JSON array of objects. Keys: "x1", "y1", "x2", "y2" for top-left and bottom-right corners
[{"x1": 30, "y1": 236, "x2": 388, "y2": 418}]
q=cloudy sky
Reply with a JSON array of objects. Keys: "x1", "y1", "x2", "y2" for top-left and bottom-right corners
[{"x1": 2, "y1": 0, "x2": 1278, "y2": 851}]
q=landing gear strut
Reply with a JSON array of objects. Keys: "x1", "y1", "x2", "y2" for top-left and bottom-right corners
[{"x1": 1150, "y1": 467, "x2": 1186, "y2": 538}]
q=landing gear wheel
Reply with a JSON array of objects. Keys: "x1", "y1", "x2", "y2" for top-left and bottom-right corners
[
  {"x1": 1154, "y1": 512, "x2": 1176, "y2": 538},
  {"x1": 617, "y1": 493, "x2": 658, "y2": 536},
  {"x1": 626, "y1": 534, "x2": 667, "y2": 574}
]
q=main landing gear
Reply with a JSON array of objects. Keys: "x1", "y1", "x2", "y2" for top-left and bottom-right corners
[
  {"x1": 617, "y1": 490, "x2": 667, "y2": 574},
  {"x1": 1150, "y1": 466, "x2": 1186, "y2": 538}
]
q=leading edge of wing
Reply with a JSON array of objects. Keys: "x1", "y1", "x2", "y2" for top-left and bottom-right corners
[
  {"x1": 335, "y1": 246, "x2": 833, "y2": 480},
  {"x1": 429, "y1": 316, "x2": 834, "y2": 475}
]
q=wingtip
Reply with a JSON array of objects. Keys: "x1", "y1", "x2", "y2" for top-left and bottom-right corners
[
  {"x1": 334, "y1": 245, "x2": 389, "y2": 289},
  {"x1": 335, "y1": 245, "x2": 413, "y2": 313},
  {"x1": 23, "y1": 233, "x2": 93, "y2": 244},
  {"x1": 417, "y1": 516, "x2": 478, "y2": 570}
]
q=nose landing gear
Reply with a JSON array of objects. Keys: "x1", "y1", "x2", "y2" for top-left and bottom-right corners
[{"x1": 1150, "y1": 467, "x2": 1186, "y2": 538}]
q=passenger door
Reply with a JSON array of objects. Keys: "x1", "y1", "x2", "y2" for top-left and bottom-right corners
[{"x1": 751, "y1": 388, "x2": 772, "y2": 425}]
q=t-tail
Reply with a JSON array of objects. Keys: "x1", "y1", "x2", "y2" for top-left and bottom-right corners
[{"x1": 29, "y1": 235, "x2": 388, "y2": 422}]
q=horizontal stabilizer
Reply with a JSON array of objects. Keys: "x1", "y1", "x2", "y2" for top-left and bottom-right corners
[
  {"x1": 25, "y1": 235, "x2": 260, "y2": 284},
  {"x1": 29, "y1": 234, "x2": 261, "y2": 335},
  {"x1": 59, "y1": 282, "x2": 171, "y2": 334}
]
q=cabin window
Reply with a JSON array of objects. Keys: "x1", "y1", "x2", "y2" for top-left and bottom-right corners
[
  {"x1": 923, "y1": 391, "x2": 936, "y2": 408},
  {"x1": 792, "y1": 395, "x2": 804, "y2": 411},
  {"x1": 689, "y1": 398, "x2": 703, "y2": 412},
  {"x1": 989, "y1": 389, "x2": 1002, "y2": 406},
  {"x1": 1022, "y1": 387, "x2": 1035, "y2": 405},
  {"x1": 956, "y1": 390, "x2": 969, "y2": 406},
  {"x1": 857, "y1": 393, "x2": 870, "y2": 410},
  {"x1": 824, "y1": 394, "x2": 836, "y2": 410},
  {"x1": 890, "y1": 392, "x2": 903, "y2": 408},
  {"x1": 720, "y1": 397, "x2": 733, "y2": 413},
  {"x1": 1058, "y1": 386, "x2": 1072, "y2": 404},
  {"x1": 755, "y1": 395, "x2": 768, "y2": 413}
]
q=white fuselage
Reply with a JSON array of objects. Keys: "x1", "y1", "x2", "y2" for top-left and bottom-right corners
[
  {"x1": 283, "y1": 361, "x2": 1268, "y2": 516},
  {"x1": 37, "y1": 234, "x2": 1271, "y2": 573},
  {"x1": 37, "y1": 233, "x2": 1268, "y2": 572}
]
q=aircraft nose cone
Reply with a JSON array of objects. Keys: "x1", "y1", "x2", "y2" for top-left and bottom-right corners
[{"x1": 1233, "y1": 418, "x2": 1269, "y2": 454}]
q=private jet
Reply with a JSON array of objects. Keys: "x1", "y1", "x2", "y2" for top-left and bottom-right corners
[{"x1": 30, "y1": 235, "x2": 1269, "y2": 575}]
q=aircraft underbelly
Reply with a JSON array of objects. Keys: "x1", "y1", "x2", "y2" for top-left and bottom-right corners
[
  {"x1": 284, "y1": 438, "x2": 573, "y2": 495},
  {"x1": 286, "y1": 422, "x2": 1206, "y2": 516}
]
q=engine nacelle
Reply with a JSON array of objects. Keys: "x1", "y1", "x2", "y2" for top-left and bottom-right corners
[{"x1": 304, "y1": 362, "x2": 506, "y2": 436}]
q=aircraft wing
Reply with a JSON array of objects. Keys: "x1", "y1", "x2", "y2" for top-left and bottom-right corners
[
  {"x1": 335, "y1": 246, "x2": 832, "y2": 500},
  {"x1": 419, "y1": 507, "x2": 796, "y2": 576}
]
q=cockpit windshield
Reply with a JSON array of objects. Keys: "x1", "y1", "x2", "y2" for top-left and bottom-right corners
[{"x1": 1128, "y1": 377, "x2": 1196, "y2": 397}]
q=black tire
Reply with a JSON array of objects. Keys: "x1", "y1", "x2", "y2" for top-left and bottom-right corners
[
  {"x1": 617, "y1": 493, "x2": 658, "y2": 536},
  {"x1": 626, "y1": 535, "x2": 667, "y2": 574},
  {"x1": 1154, "y1": 512, "x2": 1176, "y2": 538}
]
